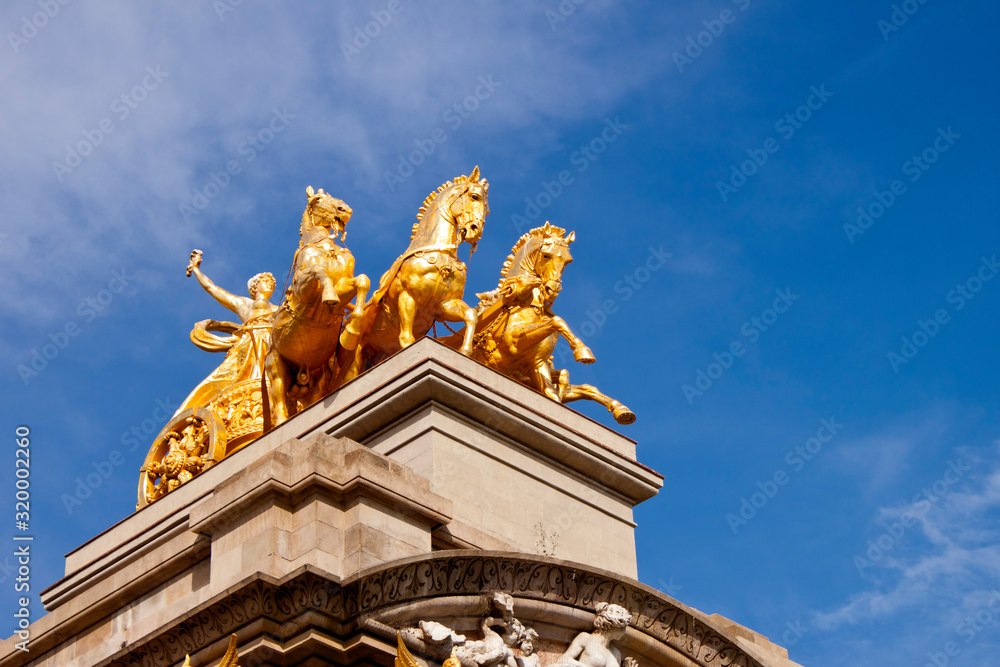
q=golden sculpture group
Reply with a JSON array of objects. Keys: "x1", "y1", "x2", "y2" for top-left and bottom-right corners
[{"x1": 137, "y1": 167, "x2": 633, "y2": 508}]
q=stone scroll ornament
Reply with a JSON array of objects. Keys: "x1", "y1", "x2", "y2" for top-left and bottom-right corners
[{"x1": 397, "y1": 592, "x2": 542, "y2": 667}]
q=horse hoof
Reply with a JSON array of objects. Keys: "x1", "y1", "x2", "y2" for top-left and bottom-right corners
[
  {"x1": 575, "y1": 346, "x2": 596, "y2": 364},
  {"x1": 612, "y1": 404, "x2": 636, "y2": 425},
  {"x1": 323, "y1": 298, "x2": 341, "y2": 310}
]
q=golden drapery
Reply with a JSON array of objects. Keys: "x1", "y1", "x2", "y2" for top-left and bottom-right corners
[{"x1": 174, "y1": 312, "x2": 273, "y2": 416}]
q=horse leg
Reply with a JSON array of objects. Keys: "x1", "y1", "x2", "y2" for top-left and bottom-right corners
[
  {"x1": 548, "y1": 315, "x2": 595, "y2": 363},
  {"x1": 502, "y1": 317, "x2": 591, "y2": 363},
  {"x1": 319, "y1": 272, "x2": 340, "y2": 310},
  {"x1": 264, "y1": 349, "x2": 293, "y2": 426},
  {"x1": 339, "y1": 273, "x2": 370, "y2": 350},
  {"x1": 397, "y1": 290, "x2": 418, "y2": 349},
  {"x1": 437, "y1": 298, "x2": 478, "y2": 356},
  {"x1": 502, "y1": 319, "x2": 558, "y2": 356},
  {"x1": 299, "y1": 364, "x2": 329, "y2": 411},
  {"x1": 334, "y1": 341, "x2": 363, "y2": 386},
  {"x1": 560, "y1": 380, "x2": 636, "y2": 425},
  {"x1": 533, "y1": 360, "x2": 560, "y2": 401}
]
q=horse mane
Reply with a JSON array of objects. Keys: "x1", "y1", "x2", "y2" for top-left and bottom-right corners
[
  {"x1": 300, "y1": 192, "x2": 323, "y2": 246},
  {"x1": 500, "y1": 223, "x2": 567, "y2": 278},
  {"x1": 477, "y1": 223, "x2": 567, "y2": 310},
  {"x1": 414, "y1": 170, "x2": 488, "y2": 226}
]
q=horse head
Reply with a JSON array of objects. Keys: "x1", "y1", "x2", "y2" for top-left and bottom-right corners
[
  {"x1": 533, "y1": 223, "x2": 575, "y2": 301},
  {"x1": 414, "y1": 167, "x2": 489, "y2": 253},
  {"x1": 500, "y1": 222, "x2": 575, "y2": 305},
  {"x1": 449, "y1": 165, "x2": 489, "y2": 251},
  {"x1": 300, "y1": 186, "x2": 353, "y2": 246}
]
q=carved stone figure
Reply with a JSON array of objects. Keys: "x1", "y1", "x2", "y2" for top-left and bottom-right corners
[
  {"x1": 357, "y1": 167, "x2": 489, "y2": 367},
  {"x1": 454, "y1": 222, "x2": 634, "y2": 424},
  {"x1": 556, "y1": 603, "x2": 637, "y2": 667},
  {"x1": 264, "y1": 187, "x2": 370, "y2": 425},
  {"x1": 515, "y1": 628, "x2": 540, "y2": 667},
  {"x1": 454, "y1": 617, "x2": 516, "y2": 667},
  {"x1": 399, "y1": 592, "x2": 538, "y2": 667},
  {"x1": 419, "y1": 620, "x2": 466, "y2": 645}
]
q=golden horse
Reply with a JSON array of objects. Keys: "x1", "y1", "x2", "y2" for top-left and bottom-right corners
[
  {"x1": 264, "y1": 187, "x2": 370, "y2": 425},
  {"x1": 460, "y1": 222, "x2": 635, "y2": 424},
  {"x1": 355, "y1": 167, "x2": 489, "y2": 369}
]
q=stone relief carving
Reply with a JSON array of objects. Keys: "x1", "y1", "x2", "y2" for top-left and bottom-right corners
[
  {"x1": 555, "y1": 602, "x2": 637, "y2": 667},
  {"x1": 402, "y1": 592, "x2": 536, "y2": 667},
  {"x1": 109, "y1": 555, "x2": 763, "y2": 667}
]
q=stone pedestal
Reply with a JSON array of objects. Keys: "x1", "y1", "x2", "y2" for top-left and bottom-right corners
[{"x1": 0, "y1": 339, "x2": 800, "y2": 667}]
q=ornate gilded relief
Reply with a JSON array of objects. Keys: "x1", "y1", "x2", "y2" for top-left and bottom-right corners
[{"x1": 136, "y1": 408, "x2": 226, "y2": 509}]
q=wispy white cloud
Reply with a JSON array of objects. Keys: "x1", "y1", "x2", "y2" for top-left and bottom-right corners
[
  {"x1": 815, "y1": 443, "x2": 1000, "y2": 638},
  {"x1": 830, "y1": 405, "x2": 955, "y2": 495}
]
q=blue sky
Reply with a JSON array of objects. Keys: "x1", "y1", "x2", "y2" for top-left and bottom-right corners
[{"x1": 2, "y1": 2, "x2": 999, "y2": 665}]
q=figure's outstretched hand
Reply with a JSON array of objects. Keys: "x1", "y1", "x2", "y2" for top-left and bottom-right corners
[
  {"x1": 186, "y1": 249, "x2": 204, "y2": 277},
  {"x1": 622, "y1": 658, "x2": 638, "y2": 667}
]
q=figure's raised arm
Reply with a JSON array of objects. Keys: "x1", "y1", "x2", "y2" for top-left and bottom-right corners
[{"x1": 186, "y1": 250, "x2": 246, "y2": 316}]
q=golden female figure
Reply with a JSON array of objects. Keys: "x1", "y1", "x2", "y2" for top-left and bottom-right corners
[{"x1": 175, "y1": 251, "x2": 279, "y2": 416}]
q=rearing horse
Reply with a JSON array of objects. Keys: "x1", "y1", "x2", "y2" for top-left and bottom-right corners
[
  {"x1": 265, "y1": 187, "x2": 370, "y2": 425},
  {"x1": 464, "y1": 222, "x2": 635, "y2": 424},
  {"x1": 357, "y1": 167, "x2": 489, "y2": 367}
]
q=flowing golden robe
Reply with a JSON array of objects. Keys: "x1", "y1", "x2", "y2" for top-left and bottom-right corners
[{"x1": 174, "y1": 311, "x2": 274, "y2": 416}]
